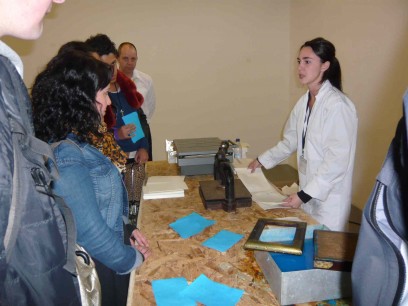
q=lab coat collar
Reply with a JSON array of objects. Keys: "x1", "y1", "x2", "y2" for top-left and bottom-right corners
[{"x1": 315, "y1": 80, "x2": 331, "y2": 100}]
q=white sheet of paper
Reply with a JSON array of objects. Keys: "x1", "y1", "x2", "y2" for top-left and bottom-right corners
[
  {"x1": 256, "y1": 202, "x2": 288, "y2": 210},
  {"x1": 235, "y1": 168, "x2": 274, "y2": 193},
  {"x1": 143, "y1": 190, "x2": 184, "y2": 200},
  {"x1": 254, "y1": 190, "x2": 288, "y2": 210},
  {"x1": 143, "y1": 183, "x2": 184, "y2": 194},
  {"x1": 147, "y1": 176, "x2": 188, "y2": 190},
  {"x1": 252, "y1": 190, "x2": 287, "y2": 203},
  {"x1": 235, "y1": 167, "x2": 294, "y2": 210}
]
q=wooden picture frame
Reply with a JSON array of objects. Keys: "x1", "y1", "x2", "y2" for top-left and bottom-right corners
[{"x1": 244, "y1": 218, "x2": 307, "y2": 255}]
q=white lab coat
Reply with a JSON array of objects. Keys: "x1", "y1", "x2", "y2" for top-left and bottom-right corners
[
  {"x1": 132, "y1": 69, "x2": 156, "y2": 123},
  {"x1": 258, "y1": 81, "x2": 358, "y2": 231}
]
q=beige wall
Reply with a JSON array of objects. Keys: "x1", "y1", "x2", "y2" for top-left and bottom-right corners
[
  {"x1": 4, "y1": 0, "x2": 291, "y2": 165},
  {"x1": 4, "y1": 0, "x2": 408, "y2": 211}
]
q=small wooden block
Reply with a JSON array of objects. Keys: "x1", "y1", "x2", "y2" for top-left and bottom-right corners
[{"x1": 313, "y1": 230, "x2": 358, "y2": 271}]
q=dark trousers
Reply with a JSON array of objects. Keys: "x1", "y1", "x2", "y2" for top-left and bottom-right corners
[
  {"x1": 138, "y1": 109, "x2": 153, "y2": 161},
  {"x1": 93, "y1": 259, "x2": 130, "y2": 306},
  {"x1": 145, "y1": 123, "x2": 153, "y2": 161},
  {"x1": 93, "y1": 223, "x2": 136, "y2": 306}
]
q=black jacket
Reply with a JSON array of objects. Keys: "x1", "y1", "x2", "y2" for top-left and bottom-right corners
[{"x1": 0, "y1": 49, "x2": 80, "y2": 305}]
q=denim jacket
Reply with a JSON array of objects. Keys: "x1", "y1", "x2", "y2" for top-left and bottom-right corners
[{"x1": 51, "y1": 134, "x2": 143, "y2": 274}]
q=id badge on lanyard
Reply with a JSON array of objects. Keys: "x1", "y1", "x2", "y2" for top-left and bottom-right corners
[{"x1": 299, "y1": 155, "x2": 307, "y2": 174}]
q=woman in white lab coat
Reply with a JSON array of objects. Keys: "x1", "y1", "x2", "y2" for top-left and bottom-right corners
[{"x1": 249, "y1": 37, "x2": 357, "y2": 231}]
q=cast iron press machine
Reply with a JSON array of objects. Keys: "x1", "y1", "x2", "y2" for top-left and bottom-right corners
[{"x1": 199, "y1": 140, "x2": 252, "y2": 212}]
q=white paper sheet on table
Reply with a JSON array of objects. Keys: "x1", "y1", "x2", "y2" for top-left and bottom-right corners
[
  {"x1": 235, "y1": 167, "x2": 299, "y2": 210},
  {"x1": 252, "y1": 191, "x2": 286, "y2": 204},
  {"x1": 235, "y1": 168, "x2": 285, "y2": 209},
  {"x1": 235, "y1": 167, "x2": 274, "y2": 193},
  {"x1": 142, "y1": 176, "x2": 188, "y2": 200}
]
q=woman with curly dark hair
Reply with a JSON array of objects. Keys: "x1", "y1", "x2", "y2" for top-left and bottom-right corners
[
  {"x1": 33, "y1": 51, "x2": 110, "y2": 143},
  {"x1": 32, "y1": 50, "x2": 151, "y2": 306}
]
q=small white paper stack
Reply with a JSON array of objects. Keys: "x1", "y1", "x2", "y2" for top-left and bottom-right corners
[{"x1": 142, "y1": 176, "x2": 188, "y2": 200}]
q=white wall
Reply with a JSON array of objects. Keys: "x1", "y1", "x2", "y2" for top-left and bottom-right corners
[{"x1": 4, "y1": 0, "x2": 408, "y2": 211}]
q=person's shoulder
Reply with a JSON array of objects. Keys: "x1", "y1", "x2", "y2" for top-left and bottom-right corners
[
  {"x1": 0, "y1": 41, "x2": 24, "y2": 76},
  {"x1": 325, "y1": 86, "x2": 344, "y2": 102},
  {"x1": 135, "y1": 69, "x2": 153, "y2": 82},
  {"x1": 52, "y1": 139, "x2": 85, "y2": 162},
  {"x1": 322, "y1": 82, "x2": 353, "y2": 104},
  {"x1": 322, "y1": 84, "x2": 356, "y2": 115}
]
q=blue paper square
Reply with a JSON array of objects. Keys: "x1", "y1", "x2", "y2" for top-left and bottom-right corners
[
  {"x1": 169, "y1": 212, "x2": 215, "y2": 239},
  {"x1": 152, "y1": 277, "x2": 195, "y2": 306},
  {"x1": 122, "y1": 111, "x2": 145, "y2": 143},
  {"x1": 181, "y1": 274, "x2": 244, "y2": 306},
  {"x1": 202, "y1": 230, "x2": 244, "y2": 252}
]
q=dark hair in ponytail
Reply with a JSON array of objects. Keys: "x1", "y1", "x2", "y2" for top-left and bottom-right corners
[{"x1": 301, "y1": 37, "x2": 342, "y2": 92}]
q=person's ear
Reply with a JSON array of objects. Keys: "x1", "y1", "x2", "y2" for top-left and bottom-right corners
[{"x1": 321, "y1": 61, "x2": 330, "y2": 72}]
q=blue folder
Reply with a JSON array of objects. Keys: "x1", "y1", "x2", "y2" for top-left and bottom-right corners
[{"x1": 122, "y1": 111, "x2": 145, "y2": 143}]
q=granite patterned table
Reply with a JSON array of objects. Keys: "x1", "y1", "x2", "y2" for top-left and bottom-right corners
[{"x1": 126, "y1": 161, "x2": 350, "y2": 306}]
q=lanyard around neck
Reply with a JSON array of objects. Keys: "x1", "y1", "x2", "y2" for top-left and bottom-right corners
[
  {"x1": 112, "y1": 84, "x2": 125, "y2": 118},
  {"x1": 301, "y1": 94, "x2": 313, "y2": 155}
]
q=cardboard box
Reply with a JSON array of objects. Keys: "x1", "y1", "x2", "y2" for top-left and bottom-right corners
[{"x1": 254, "y1": 225, "x2": 352, "y2": 305}]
